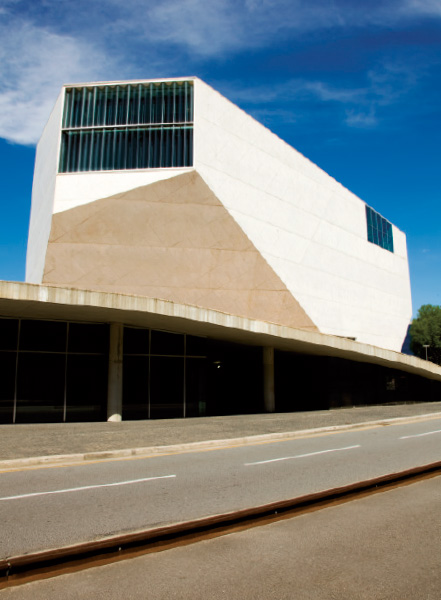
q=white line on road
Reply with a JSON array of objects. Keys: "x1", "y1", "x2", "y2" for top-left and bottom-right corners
[
  {"x1": 244, "y1": 445, "x2": 361, "y2": 466},
  {"x1": 399, "y1": 429, "x2": 441, "y2": 440},
  {"x1": 0, "y1": 475, "x2": 176, "y2": 501}
]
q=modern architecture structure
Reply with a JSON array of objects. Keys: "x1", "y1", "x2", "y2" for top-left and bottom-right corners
[{"x1": 1, "y1": 77, "x2": 439, "y2": 424}]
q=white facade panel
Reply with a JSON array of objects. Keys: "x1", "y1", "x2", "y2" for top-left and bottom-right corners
[
  {"x1": 54, "y1": 169, "x2": 194, "y2": 214},
  {"x1": 26, "y1": 91, "x2": 64, "y2": 283},
  {"x1": 194, "y1": 79, "x2": 412, "y2": 351}
]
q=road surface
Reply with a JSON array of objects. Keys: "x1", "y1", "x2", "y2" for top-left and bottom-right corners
[
  {"x1": 1, "y1": 416, "x2": 440, "y2": 558},
  {"x1": 1, "y1": 474, "x2": 440, "y2": 599}
]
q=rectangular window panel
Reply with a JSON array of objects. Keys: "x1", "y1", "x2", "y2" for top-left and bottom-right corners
[
  {"x1": 59, "y1": 81, "x2": 194, "y2": 173},
  {"x1": 68, "y1": 323, "x2": 109, "y2": 354},
  {"x1": 150, "y1": 357, "x2": 184, "y2": 419},
  {"x1": 151, "y1": 330, "x2": 184, "y2": 356},
  {"x1": 122, "y1": 356, "x2": 149, "y2": 420},
  {"x1": 186, "y1": 335, "x2": 207, "y2": 357},
  {"x1": 124, "y1": 327, "x2": 149, "y2": 355},
  {"x1": 16, "y1": 353, "x2": 65, "y2": 423},
  {"x1": 185, "y1": 358, "x2": 207, "y2": 418},
  {"x1": 365, "y1": 206, "x2": 394, "y2": 253},
  {"x1": 0, "y1": 318, "x2": 19, "y2": 350},
  {"x1": 0, "y1": 351, "x2": 16, "y2": 423},
  {"x1": 60, "y1": 125, "x2": 192, "y2": 172},
  {"x1": 65, "y1": 355, "x2": 107, "y2": 422},
  {"x1": 19, "y1": 320, "x2": 67, "y2": 352}
]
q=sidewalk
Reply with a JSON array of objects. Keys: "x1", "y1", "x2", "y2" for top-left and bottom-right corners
[{"x1": 1, "y1": 401, "x2": 441, "y2": 462}]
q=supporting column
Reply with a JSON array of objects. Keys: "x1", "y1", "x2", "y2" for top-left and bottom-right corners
[
  {"x1": 107, "y1": 322, "x2": 123, "y2": 422},
  {"x1": 263, "y1": 346, "x2": 275, "y2": 413}
]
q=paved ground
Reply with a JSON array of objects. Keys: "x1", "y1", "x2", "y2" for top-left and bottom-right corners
[
  {"x1": 1, "y1": 401, "x2": 441, "y2": 460},
  {"x1": 3, "y1": 474, "x2": 440, "y2": 599},
  {"x1": 2, "y1": 418, "x2": 441, "y2": 558}
]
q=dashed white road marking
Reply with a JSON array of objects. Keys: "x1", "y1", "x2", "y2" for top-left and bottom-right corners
[
  {"x1": 399, "y1": 429, "x2": 441, "y2": 440},
  {"x1": 244, "y1": 445, "x2": 361, "y2": 466},
  {"x1": 0, "y1": 475, "x2": 176, "y2": 501}
]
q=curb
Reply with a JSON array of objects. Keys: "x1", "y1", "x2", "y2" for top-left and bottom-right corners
[{"x1": 1, "y1": 411, "x2": 441, "y2": 471}]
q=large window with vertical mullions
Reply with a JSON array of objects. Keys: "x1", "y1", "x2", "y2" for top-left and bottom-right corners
[
  {"x1": 0, "y1": 318, "x2": 108, "y2": 424},
  {"x1": 366, "y1": 205, "x2": 394, "y2": 253},
  {"x1": 59, "y1": 80, "x2": 194, "y2": 173},
  {"x1": 122, "y1": 327, "x2": 207, "y2": 420}
]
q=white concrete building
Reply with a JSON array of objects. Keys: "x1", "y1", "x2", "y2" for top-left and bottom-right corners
[
  {"x1": 27, "y1": 77, "x2": 412, "y2": 353},
  {"x1": 1, "y1": 77, "x2": 429, "y2": 425}
]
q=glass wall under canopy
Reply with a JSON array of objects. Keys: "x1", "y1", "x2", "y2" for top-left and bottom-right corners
[
  {"x1": 59, "y1": 80, "x2": 194, "y2": 173},
  {"x1": 0, "y1": 318, "x2": 109, "y2": 424}
]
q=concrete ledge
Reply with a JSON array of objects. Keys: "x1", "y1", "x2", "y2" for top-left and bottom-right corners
[{"x1": 1, "y1": 281, "x2": 441, "y2": 381}]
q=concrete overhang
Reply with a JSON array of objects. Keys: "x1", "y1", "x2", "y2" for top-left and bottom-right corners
[{"x1": 1, "y1": 281, "x2": 440, "y2": 383}]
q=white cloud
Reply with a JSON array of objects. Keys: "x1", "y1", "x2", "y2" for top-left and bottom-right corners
[
  {"x1": 0, "y1": 0, "x2": 439, "y2": 145},
  {"x1": 0, "y1": 21, "x2": 114, "y2": 144},
  {"x1": 223, "y1": 78, "x2": 366, "y2": 107},
  {"x1": 344, "y1": 109, "x2": 378, "y2": 128},
  {"x1": 401, "y1": 0, "x2": 441, "y2": 17},
  {"x1": 221, "y1": 57, "x2": 425, "y2": 130},
  {"x1": 112, "y1": 0, "x2": 441, "y2": 58},
  {"x1": 132, "y1": 0, "x2": 347, "y2": 56}
]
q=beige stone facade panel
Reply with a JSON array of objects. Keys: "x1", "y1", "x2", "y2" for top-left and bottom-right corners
[
  {"x1": 44, "y1": 172, "x2": 317, "y2": 331},
  {"x1": 52, "y1": 177, "x2": 252, "y2": 252}
]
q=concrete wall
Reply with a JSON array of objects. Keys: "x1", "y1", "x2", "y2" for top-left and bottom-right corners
[
  {"x1": 194, "y1": 79, "x2": 412, "y2": 351},
  {"x1": 27, "y1": 77, "x2": 412, "y2": 352},
  {"x1": 26, "y1": 90, "x2": 64, "y2": 283}
]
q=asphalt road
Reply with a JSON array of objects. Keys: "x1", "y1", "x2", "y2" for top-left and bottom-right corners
[
  {"x1": 2, "y1": 475, "x2": 440, "y2": 599},
  {"x1": 1, "y1": 416, "x2": 440, "y2": 558}
]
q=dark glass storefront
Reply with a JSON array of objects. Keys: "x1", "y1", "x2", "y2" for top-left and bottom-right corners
[
  {"x1": 122, "y1": 328, "x2": 263, "y2": 420},
  {"x1": 0, "y1": 319, "x2": 109, "y2": 424},
  {"x1": 274, "y1": 351, "x2": 440, "y2": 412},
  {"x1": 0, "y1": 317, "x2": 263, "y2": 423},
  {"x1": 122, "y1": 327, "x2": 206, "y2": 420},
  {"x1": 1, "y1": 317, "x2": 439, "y2": 424}
]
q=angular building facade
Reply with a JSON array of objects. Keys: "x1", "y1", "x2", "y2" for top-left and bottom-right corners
[
  {"x1": 2, "y1": 77, "x2": 432, "y2": 425},
  {"x1": 27, "y1": 77, "x2": 411, "y2": 352}
]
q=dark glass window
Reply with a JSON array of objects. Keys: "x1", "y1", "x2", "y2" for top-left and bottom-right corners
[
  {"x1": 186, "y1": 358, "x2": 207, "y2": 417},
  {"x1": 186, "y1": 335, "x2": 207, "y2": 357},
  {"x1": 366, "y1": 206, "x2": 394, "y2": 252},
  {"x1": 68, "y1": 323, "x2": 109, "y2": 354},
  {"x1": 16, "y1": 353, "x2": 65, "y2": 423},
  {"x1": 151, "y1": 330, "x2": 184, "y2": 356},
  {"x1": 19, "y1": 320, "x2": 67, "y2": 352},
  {"x1": 0, "y1": 318, "x2": 19, "y2": 350},
  {"x1": 124, "y1": 327, "x2": 149, "y2": 355},
  {"x1": 60, "y1": 81, "x2": 194, "y2": 173},
  {"x1": 0, "y1": 352, "x2": 16, "y2": 424},
  {"x1": 122, "y1": 356, "x2": 149, "y2": 420},
  {"x1": 150, "y1": 357, "x2": 184, "y2": 418},
  {"x1": 65, "y1": 355, "x2": 107, "y2": 422}
]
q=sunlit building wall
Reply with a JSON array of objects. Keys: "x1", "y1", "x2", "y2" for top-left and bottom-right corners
[{"x1": 26, "y1": 77, "x2": 412, "y2": 352}]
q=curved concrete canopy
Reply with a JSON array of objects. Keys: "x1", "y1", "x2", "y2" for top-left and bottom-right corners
[{"x1": 0, "y1": 281, "x2": 439, "y2": 383}]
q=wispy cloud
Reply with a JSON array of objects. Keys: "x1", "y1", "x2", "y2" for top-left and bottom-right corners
[
  {"x1": 220, "y1": 56, "x2": 430, "y2": 131},
  {"x1": 111, "y1": 0, "x2": 441, "y2": 57},
  {"x1": 0, "y1": 0, "x2": 440, "y2": 145},
  {"x1": 0, "y1": 20, "x2": 114, "y2": 144},
  {"x1": 401, "y1": 0, "x2": 441, "y2": 18}
]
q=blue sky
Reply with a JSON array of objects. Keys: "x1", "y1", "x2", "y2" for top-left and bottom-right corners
[{"x1": 0, "y1": 0, "x2": 440, "y2": 315}]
